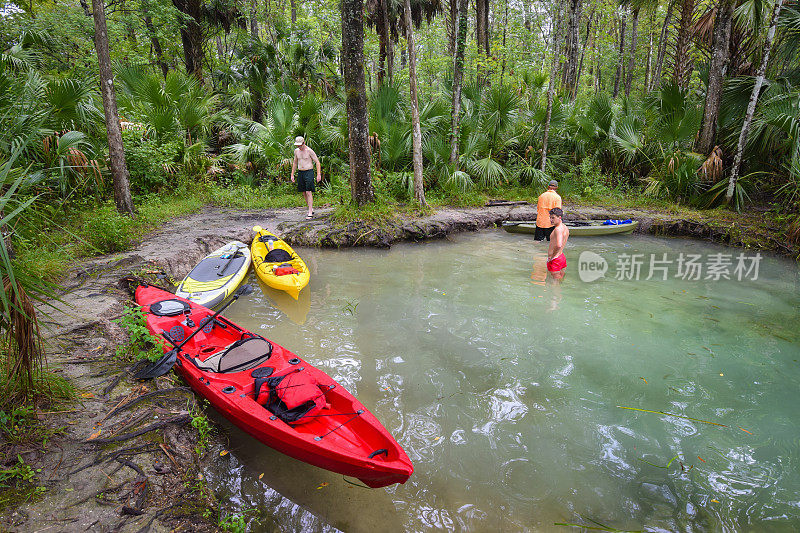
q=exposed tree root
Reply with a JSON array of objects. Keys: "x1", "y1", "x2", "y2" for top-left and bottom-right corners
[{"x1": 87, "y1": 414, "x2": 191, "y2": 444}]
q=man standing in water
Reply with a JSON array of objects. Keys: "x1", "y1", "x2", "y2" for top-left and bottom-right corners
[
  {"x1": 534, "y1": 180, "x2": 562, "y2": 241},
  {"x1": 547, "y1": 207, "x2": 569, "y2": 279},
  {"x1": 290, "y1": 136, "x2": 322, "y2": 219}
]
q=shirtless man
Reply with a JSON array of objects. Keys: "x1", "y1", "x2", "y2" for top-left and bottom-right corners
[
  {"x1": 290, "y1": 136, "x2": 322, "y2": 219},
  {"x1": 546, "y1": 207, "x2": 569, "y2": 279}
]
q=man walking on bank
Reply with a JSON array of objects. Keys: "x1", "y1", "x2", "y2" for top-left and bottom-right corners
[
  {"x1": 290, "y1": 136, "x2": 322, "y2": 219},
  {"x1": 534, "y1": 180, "x2": 562, "y2": 241}
]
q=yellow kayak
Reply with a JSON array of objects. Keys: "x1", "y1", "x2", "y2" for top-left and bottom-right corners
[{"x1": 251, "y1": 226, "x2": 310, "y2": 300}]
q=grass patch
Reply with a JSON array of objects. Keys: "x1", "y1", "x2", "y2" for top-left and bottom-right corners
[
  {"x1": 12, "y1": 190, "x2": 206, "y2": 283},
  {"x1": 0, "y1": 454, "x2": 47, "y2": 511},
  {"x1": 0, "y1": 370, "x2": 76, "y2": 423}
]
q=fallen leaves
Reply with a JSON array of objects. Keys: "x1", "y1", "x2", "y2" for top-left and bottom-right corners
[
  {"x1": 316, "y1": 482, "x2": 329, "y2": 489},
  {"x1": 219, "y1": 450, "x2": 229, "y2": 456}
]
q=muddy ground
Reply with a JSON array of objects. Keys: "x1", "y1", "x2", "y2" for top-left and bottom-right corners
[{"x1": 0, "y1": 203, "x2": 792, "y2": 533}]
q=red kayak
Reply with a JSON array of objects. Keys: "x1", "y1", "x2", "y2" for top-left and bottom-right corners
[{"x1": 134, "y1": 284, "x2": 413, "y2": 488}]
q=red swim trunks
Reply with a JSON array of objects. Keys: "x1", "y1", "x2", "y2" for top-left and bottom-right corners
[{"x1": 547, "y1": 253, "x2": 567, "y2": 272}]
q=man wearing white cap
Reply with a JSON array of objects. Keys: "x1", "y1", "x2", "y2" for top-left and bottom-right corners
[{"x1": 290, "y1": 136, "x2": 322, "y2": 219}]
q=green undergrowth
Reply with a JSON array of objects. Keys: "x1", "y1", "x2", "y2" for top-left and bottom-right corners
[
  {"x1": 112, "y1": 303, "x2": 165, "y2": 362},
  {"x1": 13, "y1": 189, "x2": 205, "y2": 283},
  {"x1": 0, "y1": 372, "x2": 76, "y2": 430},
  {"x1": 0, "y1": 454, "x2": 46, "y2": 510},
  {"x1": 0, "y1": 370, "x2": 75, "y2": 512}
]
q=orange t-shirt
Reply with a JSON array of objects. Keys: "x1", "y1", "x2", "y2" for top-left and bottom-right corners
[{"x1": 536, "y1": 189, "x2": 562, "y2": 228}]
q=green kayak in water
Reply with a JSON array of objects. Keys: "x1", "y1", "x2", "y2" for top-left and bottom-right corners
[{"x1": 502, "y1": 220, "x2": 639, "y2": 236}]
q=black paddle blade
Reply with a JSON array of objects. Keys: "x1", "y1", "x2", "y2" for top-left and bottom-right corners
[
  {"x1": 133, "y1": 349, "x2": 178, "y2": 380},
  {"x1": 236, "y1": 284, "x2": 254, "y2": 296}
]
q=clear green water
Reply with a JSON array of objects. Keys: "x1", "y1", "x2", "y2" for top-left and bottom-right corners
[{"x1": 209, "y1": 231, "x2": 800, "y2": 532}]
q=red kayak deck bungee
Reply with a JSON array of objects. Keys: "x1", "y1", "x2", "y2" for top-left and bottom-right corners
[{"x1": 134, "y1": 284, "x2": 413, "y2": 488}]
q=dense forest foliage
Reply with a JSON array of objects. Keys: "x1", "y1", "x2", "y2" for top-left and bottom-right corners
[
  {"x1": 0, "y1": 0, "x2": 798, "y2": 223},
  {"x1": 0, "y1": 0, "x2": 798, "y2": 342}
]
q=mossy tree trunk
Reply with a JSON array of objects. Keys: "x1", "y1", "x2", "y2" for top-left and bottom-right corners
[
  {"x1": 449, "y1": 0, "x2": 469, "y2": 166},
  {"x1": 696, "y1": 0, "x2": 735, "y2": 155},
  {"x1": 341, "y1": 0, "x2": 375, "y2": 205}
]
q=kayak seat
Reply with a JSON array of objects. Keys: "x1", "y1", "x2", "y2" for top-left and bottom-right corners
[
  {"x1": 150, "y1": 299, "x2": 190, "y2": 317},
  {"x1": 264, "y1": 249, "x2": 293, "y2": 263},
  {"x1": 194, "y1": 337, "x2": 273, "y2": 374}
]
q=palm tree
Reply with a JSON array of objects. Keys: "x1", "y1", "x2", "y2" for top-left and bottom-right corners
[
  {"x1": 341, "y1": 0, "x2": 375, "y2": 205},
  {"x1": 695, "y1": 0, "x2": 736, "y2": 155},
  {"x1": 673, "y1": 0, "x2": 697, "y2": 88}
]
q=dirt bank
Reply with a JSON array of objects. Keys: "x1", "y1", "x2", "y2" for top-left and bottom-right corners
[
  {"x1": 1, "y1": 202, "x2": 792, "y2": 532},
  {"x1": 278, "y1": 203, "x2": 795, "y2": 256}
]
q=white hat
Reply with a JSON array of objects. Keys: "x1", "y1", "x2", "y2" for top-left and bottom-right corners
[{"x1": 294, "y1": 136, "x2": 305, "y2": 146}]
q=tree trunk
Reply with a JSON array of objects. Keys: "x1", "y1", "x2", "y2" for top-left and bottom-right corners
[
  {"x1": 377, "y1": 0, "x2": 392, "y2": 86},
  {"x1": 624, "y1": 7, "x2": 639, "y2": 96},
  {"x1": 476, "y1": 0, "x2": 490, "y2": 86},
  {"x1": 449, "y1": 0, "x2": 469, "y2": 166},
  {"x1": 172, "y1": 0, "x2": 204, "y2": 82},
  {"x1": 290, "y1": 0, "x2": 296, "y2": 25},
  {"x1": 728, "y1": 0, "x2": 784, "y2": 202},
  {"x1": 447, "y1": 0, "x2": 457, "y2": 57},
  {"x1": 143, "y1": 11, "x2": 168, "y2": 79},
  {"x1": 542, "y1": 4, "x2": 564, "y2": 171},
  {"x1": 644, "y1": 8, "x2": 654, "y2": 91},
  {"x1": 695, "y1": 0, "x2": 735, "y2": 155},
  {"x1": 651, "y1": 0, "x2": 674, "y2": 91},
  {"x1": 341, "y1": 0, "x2": 375, "y2": 205},
  {"x1": 673, "y1": 0, "x2": 695, "y2": 89},
  {"x1": 613, "y1": 8, "x2": 627, "y2": 98},
  {"x1": 500, "y1": 0, "x2": 508, "y2": 85},
  {"x1": 250, "y1": 0, "x2": 259, "y2": 38},
  {"x1": 91, "y1": 0, "x2": 134, "y2": 216},
  {"x1": 574, "y1": 5, "x2": 594, "y2": 100},
  {"x1": 404, "y1": 0, "x2": 426, "y2": 206},
  {"x1": 563, "y1": 0, "x2": 583, "y2": 94},
  {"x1": 264, "y1": 0, "x2": 277, "y2": 43}
]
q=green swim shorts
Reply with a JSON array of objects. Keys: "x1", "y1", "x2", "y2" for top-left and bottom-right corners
[{"x1": 296, "y1": 169, "x2": 316, "y2": 192}]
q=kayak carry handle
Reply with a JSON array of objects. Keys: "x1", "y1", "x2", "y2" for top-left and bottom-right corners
[{"x1": 368, "y1": 449, "x2": 389, "y2": 459}]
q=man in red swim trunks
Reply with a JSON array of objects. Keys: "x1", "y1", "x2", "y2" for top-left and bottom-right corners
[{"x1": 547, "y1": 207, "x2": 569, "y2": 278}]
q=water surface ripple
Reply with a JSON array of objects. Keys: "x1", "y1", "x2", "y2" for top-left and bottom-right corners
[{"x1": 214, "y1": 231, "x2": 800, "y2": 531}]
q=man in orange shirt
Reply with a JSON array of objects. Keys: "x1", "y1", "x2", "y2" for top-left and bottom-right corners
[{"x1": 534, "y1": 180, "x2": 562, "y2": 241}]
